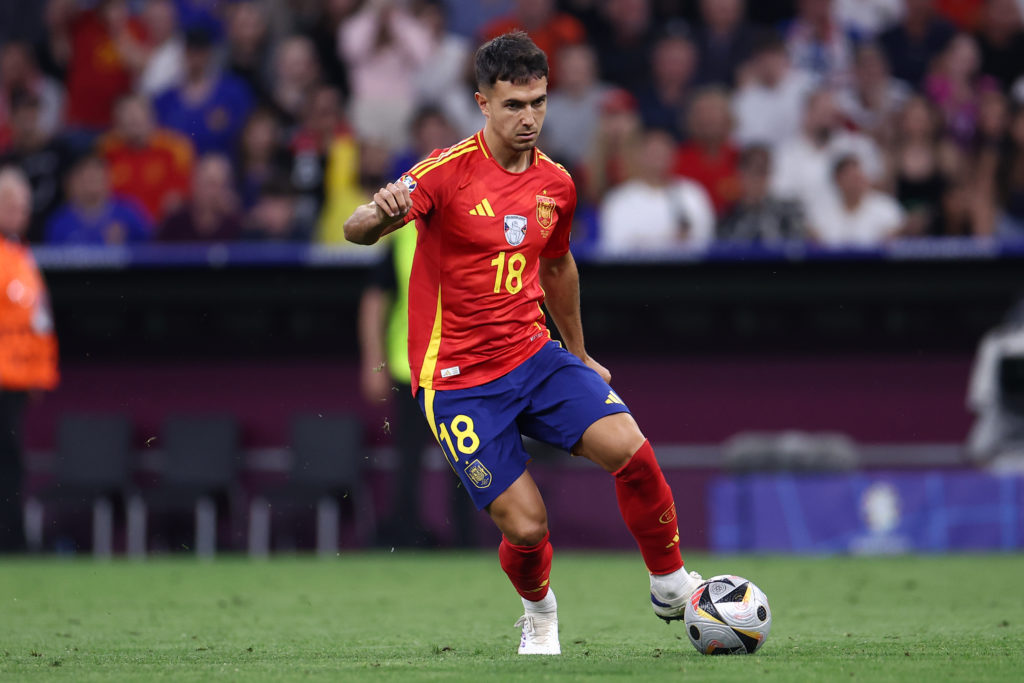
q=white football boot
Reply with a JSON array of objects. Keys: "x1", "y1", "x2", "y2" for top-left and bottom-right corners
[
  {"x1": 514, "y1": 591, "x2": 561, "y2": 655},
  {"x1": 650, "y1": 568, "x2": 704, "y2": 622}
]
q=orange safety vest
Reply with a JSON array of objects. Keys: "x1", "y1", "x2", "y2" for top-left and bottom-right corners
[{"x1": 0, "y1": 239, "x2": 58, "y2": 391}]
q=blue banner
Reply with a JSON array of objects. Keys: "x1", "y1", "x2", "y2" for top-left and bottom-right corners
[{"x1": 710, "y1": 470, "x2": 1023, "y2": 553}]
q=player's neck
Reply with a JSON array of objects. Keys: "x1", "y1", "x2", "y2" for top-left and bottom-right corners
[{"x1": 482, "y1": 127, "x2": 534, "y2": 173}]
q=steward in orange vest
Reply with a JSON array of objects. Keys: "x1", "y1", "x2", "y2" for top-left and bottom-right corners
[{"x1": 0, "y1": 168, "x2": 57, "y2": 552}]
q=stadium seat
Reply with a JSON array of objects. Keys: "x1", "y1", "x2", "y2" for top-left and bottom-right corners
[
  {"x1": 247, "y1": 414, "x2": 372, "y2": 557},
  {"x1": 126, "y1": 415, "x2": 241, "y2": 558},
  {"x1": 24, "y1": 414, "x2": 134, "y2": 557}
]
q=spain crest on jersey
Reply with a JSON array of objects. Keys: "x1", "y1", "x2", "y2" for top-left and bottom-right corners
[
  {"x1": 536, "y1": 195, "x2": 556, "y2": 238},
  {"x1": 503, "y1": 215, "x2": 527, "y2": 246},
  {"x1": 464, "y1": 459, "x2": 492, "y2": 489}
]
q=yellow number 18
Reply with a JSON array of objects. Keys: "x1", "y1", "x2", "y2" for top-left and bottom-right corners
[{"x1": 490, "y1": 251, "x2": 526, "y2": 295}]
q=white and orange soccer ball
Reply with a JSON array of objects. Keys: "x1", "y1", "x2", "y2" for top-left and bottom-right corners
[{"x1": 683, "y1": 575, "x2": 772, "y2": 655}]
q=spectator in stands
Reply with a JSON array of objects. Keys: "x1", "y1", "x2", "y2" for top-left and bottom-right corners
[
  {"x1": 936, "y1": 0, "x2": 986, "y2": 30},
  {"x1": 924, "y1": 33, "x2": 998, "y2": 145},
  {"x1": 718, "y1": 145, "x2": 806, "y2": 243},
  {"x1": 53, "y1": 0, "x2": 147, "y2": 139},
  {"x1": 932, "y1": 174, "x2": 986, "y2": 235},
  {"x1": 138, "y1": 0, "x2": 185, "y2": 97},
  {"x1": 975, "y1": 0, "x2": 1024, "y2": 91},
  {"x1": 599, "y1": 127, "x2": 714, "y2": 253},
  {"x1": 298, "y1": 0, "x2": 354, "y2": 99},
  {"x1": 785, "y1": 0, "x2": 855, "y2": 87},
  {"x1": 837, "y1": 43, "x2": 911, "y2": 141},
  {"x1": 0, "y1": 90, "x2": 73, "y2": 243},
  {"x1": 98, "y1": 95, "x2": 194, "y2": 223},
  {"x1": 224, "y1": 1, "x2": 273, "y2": 110},
  {"x1": 153, "y1": 27, "x2": 254, "y2": 156},
  {"x1": 158, "y1": 154, "x2": 243, "y2": 242},
  {"x1": 269, "y1": 36, "x2": 322, "y2": 129},
  {"x1": 583, "y1": 88, "x2": 643, "y2": 204},
  {"x1": 693, "y1": 0, "x2": 755, "y2": 88},
  {"x1": 994, "y1": 104, "x2": 1024, "y2": 236},
  {"x1": 0, "y1": 42, "x2": 63, "y2": 142},
  {"x1": 236, "y1": 108, "x2": 289, "y2": 211},
  {"x1": 413, "y1": 0, "x2": 478, "y2": 139},
  {"x1": 807, "y1": 155, "x2": 905, "y2": 246},
  {"x1": 732, "y1": 32, "x2": 817, "y2": 149},
  {"x1": 340, "y1": 0, "x2": 434, "y2": 150},
  {"x1": 481, "y1": 0, "x2": 586, "y2": 86},
  {"x1": 0, "y1": 168, "x2": 58, "y2": 554},
  {"x1": 835, "y1": 0, "x2": 904, "y2": 40},
  {"x1": 634, "y1": 28, "x2": 698, "y2": 140},
  {"x1": 587, "y1": 0, "x2": 656, "y2": 90},
  {"x1": 240, "y1": 176, "x2": 304, "y2": 242},
  {"x1": 879, "y1": 0, "x2": 956, "y2": 87},
  {"x1": 289, "y1": 85, "x2": 363, "y2": 243},
  {"x1": 889, "y1": 96, "x2": 960, "y2": 236},
  {"x1": 673, "y1": 88, "x2": 740, "y2": 216},
  {"x1": 771, "y1": 88, "x2": 885, "y2": 216},
  {"x1": 45, "y1": 155, "x2": 152, "y2": 245},
  {"x1": 540, "y1": 44, "x2": 610, "y2": 169},
  {"x1": 390, "y1": 105, "x2": 460, "y2": 182}
]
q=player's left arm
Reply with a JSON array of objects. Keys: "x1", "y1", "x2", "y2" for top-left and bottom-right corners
[{"x1": 539, "y1": 251, "x2": 611, "y2": 383}]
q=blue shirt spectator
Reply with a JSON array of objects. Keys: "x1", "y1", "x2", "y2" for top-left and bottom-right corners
[
  {"x1": 153, "y1": 27, "x2": 254, "y2": 156},
  {"x1": 45, "y1": 156, "x2": 152, "y2": 245},
  {"x1": 46, "y1": 199, "x2": 152, "y2": 245}
]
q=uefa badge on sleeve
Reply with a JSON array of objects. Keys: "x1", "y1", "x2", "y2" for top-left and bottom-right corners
[
  {"x1": 400, "y1": 174, "x2": 417, "y2": 193},
  {"x1": 503, "y1": 215, "x2": 527, "y2": 246}
]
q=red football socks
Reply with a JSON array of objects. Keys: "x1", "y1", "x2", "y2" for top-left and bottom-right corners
[
  {"x1": 499, "y1": 531, "x2": 553, "y2": 601},
  {"x1": 613, "y1": 440, "x2": 685, "y2": 575}
]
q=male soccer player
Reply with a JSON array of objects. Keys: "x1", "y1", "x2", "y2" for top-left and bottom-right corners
[{"x1": 343, "y1": 32, "x2": 701, "y2": 655}]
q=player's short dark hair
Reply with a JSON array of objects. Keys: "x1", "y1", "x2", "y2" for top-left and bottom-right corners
[{"x1": 474, "y1": 31, "x2": 549, "y2": 91}]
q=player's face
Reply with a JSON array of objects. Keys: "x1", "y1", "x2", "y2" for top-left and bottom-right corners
[{"x1": 477, "y1": 77, "x2": 548, "y2": 153}]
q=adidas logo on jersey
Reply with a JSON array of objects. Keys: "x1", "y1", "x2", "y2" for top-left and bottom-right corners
[{"x1": 469, "y1": 198, "x2": 495, "y2": 217}]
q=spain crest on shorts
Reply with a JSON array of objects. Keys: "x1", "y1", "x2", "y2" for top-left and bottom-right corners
[
  {"x1": 536, "y1": 195, "x2": 556, "y2": 238},
  {"x1": 503, "y1": 214, "x2": 527, "y2": 246},
  {"x1": 464, "y1": 459, "x2": 492, "y2": 489}
]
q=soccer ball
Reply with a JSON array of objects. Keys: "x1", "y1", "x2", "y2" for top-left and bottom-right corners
[{"x1": 683, "y1": 575, "x2": 772, "y2": 655}]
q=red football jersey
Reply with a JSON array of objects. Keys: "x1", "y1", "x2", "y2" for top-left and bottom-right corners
[{"x1": 399, "y1": 130, "x2": 577, "y2": 394}]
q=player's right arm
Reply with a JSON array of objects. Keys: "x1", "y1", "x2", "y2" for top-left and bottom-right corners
[{"x1": 343, "y1": 180, "x2": 412, "y2": 246}]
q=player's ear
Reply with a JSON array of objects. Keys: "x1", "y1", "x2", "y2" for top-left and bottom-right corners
[{"x1": 474, "y1": 91, "x2": 489, "y2": 119}]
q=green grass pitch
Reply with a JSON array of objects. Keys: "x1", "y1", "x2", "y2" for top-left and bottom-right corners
[{"x1": 1, "y1": 552, "x2": 1022, "y2": 681}]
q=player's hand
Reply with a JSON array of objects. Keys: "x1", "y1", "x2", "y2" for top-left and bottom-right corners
[
  {"x1": 373, "y1": 181, "x2": 411, "y2": 223},
  {"x1": 584, "y1": 354, "x2": 611, "y2": 384}
]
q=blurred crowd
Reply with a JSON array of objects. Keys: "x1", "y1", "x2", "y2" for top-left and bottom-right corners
[{"x1": 2, "y1": 0, "x2": 1024, "y2": 254}]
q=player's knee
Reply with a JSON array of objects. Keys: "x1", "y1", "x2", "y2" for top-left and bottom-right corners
[{"x1": 504, "y1": 519, "x2": 548, "y2": 547}]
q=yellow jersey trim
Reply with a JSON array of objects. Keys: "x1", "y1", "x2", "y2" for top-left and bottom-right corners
[
  {"x1": 476, "y1": 131, "x2": 489, "y2": 159},
  {"x1": 537, "y1": 151, "x2": 572, "y2": 179},
  {"x1": 408, "y1": 137, "x2": 477, "y2": 177},
  {"x1": 418, "y1": 287, "x2": 443, "y2": 390},
  {"x1": 415, "y1": 145, "x2": 479, "y2": 179}
]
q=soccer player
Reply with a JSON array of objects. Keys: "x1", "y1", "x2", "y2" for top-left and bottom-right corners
[{"x1": 343, "y1": 32, "x2": 702, "y2": 655}]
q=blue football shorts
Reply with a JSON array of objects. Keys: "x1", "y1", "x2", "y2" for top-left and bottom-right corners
[{"x1": 416, "y1": 341, "x2": 630, "y2": 510}]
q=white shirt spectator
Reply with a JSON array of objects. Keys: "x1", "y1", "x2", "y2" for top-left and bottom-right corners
[
  {"x1": 732, "y1": 69, "x2": 817, "y2": 149},
  {"x1": 599, "y1": 178, "x2": 715, "y2": 254},
  {"x1": 771, "y1": 131, "x2": 884, "y2": 211},
  {"x1": 415, "y1": 30, "x2": 478, "y2": 138},
  {"x1": 340, "y1": 5, "x2": 434, "y2": 147},
  {"x1": 543, "y1": 84, "x2": 610, "y2": 168},
  {"x1": 808, "y1": 189, "x2": 904, "y2": 247},
  {"x1": 835, "y1": 0, "x2": 904, "y2": 40}
]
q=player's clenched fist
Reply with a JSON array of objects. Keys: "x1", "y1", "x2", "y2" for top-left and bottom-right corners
[{"x1": 373, "y1": 181, "x2": 411, "y2": 221}]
